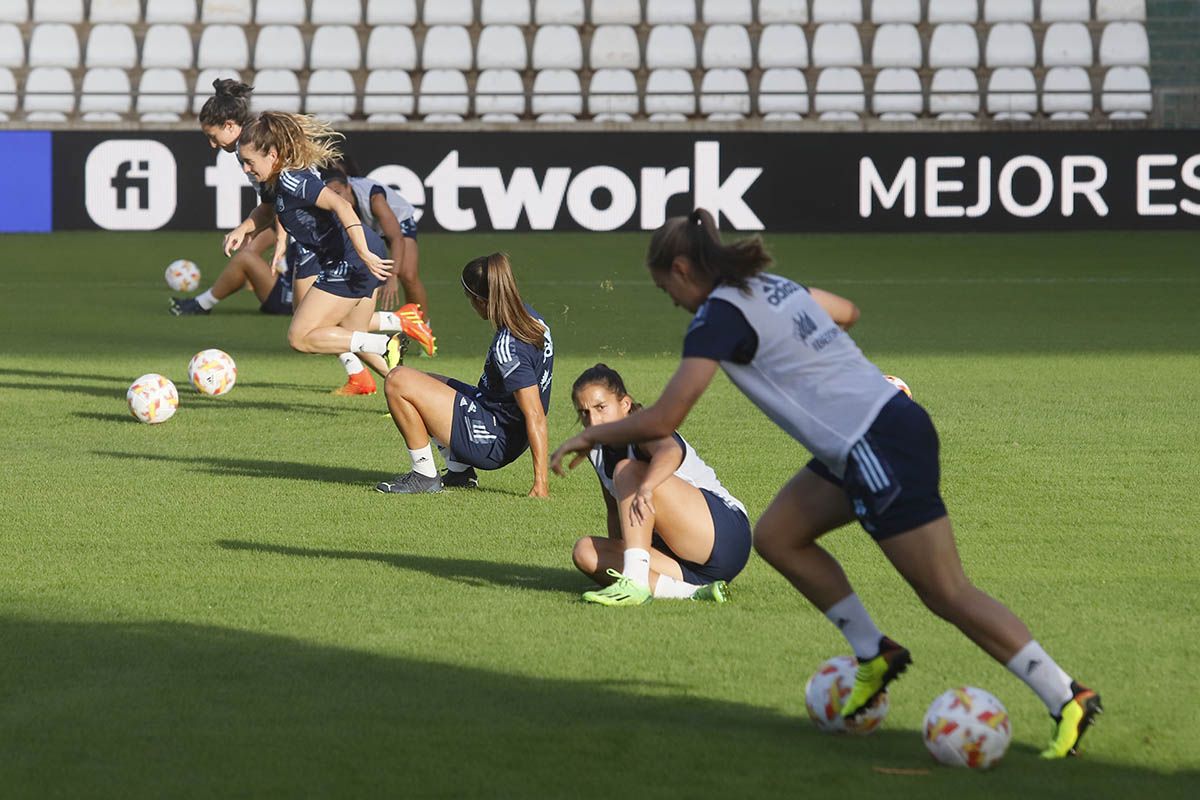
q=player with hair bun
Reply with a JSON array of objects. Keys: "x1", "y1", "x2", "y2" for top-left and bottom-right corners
[{"x1": 569, "y1": 363, "x2": 750, "y2": 605}]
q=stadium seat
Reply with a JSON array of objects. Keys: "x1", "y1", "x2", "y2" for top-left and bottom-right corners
[
  {"x1": 423, "y1": 26, "x2": 473, "y2": 71},
  {"x1": 645, "y1": 68, "x2": 695, "y2": 115},
  {"x1": 812, "y1": 24, "x2": 862, "y2": 67},
  {"x1": 987, "y1": 67, "x2": 1037, "y2": 115},
  {"x1": 929, "y1": 68, "x2": 979, "y2": 114},
  {"x1": 878, "y1": 112, "x2": 917, "y2": 121},
  {"x1": 536, "y1": 0, "x2": 584, "y2": 24},
  {"x1": 200, "y1": 0, "x2": 249, "y2": 24},
  {"x1": 1107, "y1": 110, "x2": 1147, "y2": 120},
  {"x1": 818, "y1": 110, "x2": 860, "y2": 121},
  {"x1": 0, "y1": 23, "x2": 23, "y2": 67},
  {"x1": 757, "y1": 67, "x2": 807, "y2": 116},
  {"x1": 192, "y1": 67, "x2": 241, "y2": 112},
  {"x1": 481, "y1": 113, "x2": 521, "y2": 122},
  {"x1": 0, "y1": 67, "x2": 16, "y2": 113},
  {"x1": 80, "y1": 67, "x2": 130, "y2": 114},
  {"x1": 702, "y1": 25, "x2": 753, "y2": 69},
  {"x1": 532, "y1": 25, "x2": 583, "y2": 70},
  {"x1": 254, "y1": 25, "x2": 305, "y2": 70},
  {"x1": 305, "y1": 69, "x2": 356, "y2": 116},
  {"x1": 986, "y1": 23, "x2": 1036, "y2": 68},
  {"x1": 928, "y1": 24, "x2": 979, "y2": 68},
  {"x1": 871, "y1": 24, "x2": 921, "y2": 69},
  {"x1": 814, "y1": 67, "x2": 865, "y2": 114},
  {"x1": 592, "y1": 0, "x2": 639, "y2": 24},
  {"x1": 703, "y1": 0, "x2": 752, "y2": 24},
  {"x1": 311, "y1": 25, "x2": 361, "y2": 70},
  {"x1": 645, "y1": 25, "x2": 696, "y2": 69},
  {"x1": 136, "y1": 67, "x2": 188, "y2": 114},
  {"x1": 1043, "y1": 23, "x2": 1093, "y2": 67},
  {"x1": 1097, "y1": 1, "x2": 1146, "y2": 21},
  {"x1": 28, "y1": 23, "x2": 78, "y2": 68},
  {"x1": 366, "y1": 26, "x2": 417, "y2": 71},
  {"x1": 872, "y1": 67, "x2": 922, "y2": 115},
  {"x1": 535, "y1": 112, "x2": 577, "y2": 123},
  {"x1": 984, "y1": 0, "x2": 1034, "y2": 22},
  {"x1": 478, "y1": 26, "x2": 528, "y2": 70},
  {"x1": 251, "y1": 69, "x2": 301, "y2": 112},
  {"x1": 363, "y1": 69, "x2": 414, "y2": 116},
  {"x1": 23, "y1": 66, "x2": 74, "y2": 113},
  {"x1": 475, "y1": 68, "x2": 527, "y2": 116},
  {"x1": 1042, "y1": 66, "x2": 1093, "y2": 116},
  {"x1": 758, "y1": 0, "x2": 806, "y2": 23},
  {"x1": 424, "y1": 0, "x2": 472, "y2": 25},
  {"x1": 140, "y1": 111, "x2": 182, "y2": 121},
  {"x1": 588, "y1": 67, "x2": 638, "y2": 115},
  {"x1": 367, "y1": 0, "x2": 416, "y2": 25},
  {"x1": 312, "y1": 0, "x2": 360, "y2": 24},
  {"x1": 812, "y1": 0, "x2": 861, "y2": 23},
  {"x1": 700, "y1": 68, "x2": 750, "y2": 114},
  {"x1": 418, "y1": 69, "x2": 469, "y2": 117},
  {"x1": 532, "y1": 69, "x2": 582, "y2": 115},
  {"x1": 481, "y1": 0, "x2": 529, "y2": 25},
  {"x1": 85, "y1": 24, "x2": 136, "y2": 68},
  {"x1": 593, "y1": 112, "x2": 634, "y2": 122},
  {"x1": 197, "y1": 25, "x2": 249, "y2": 70},
  {"x1": 143, "y1": 24, "x2": 194, "y2": 69},
  {"x1": 0, "y1": 1, "x2": 25, "y2": 23},
  {"x1": 1101, "y1": 65, "x2": 1151, "y2": 113},
  {"x1": 590, "y1": 25, "x2": 639, "y2": 69},
  {"x1": 928, "y1": 0, "x2": 977, "y2": 23},
  {"x1": 145, "y1": 0, "x2": 195, "y2": 24},
  {"x1": 1040, "y1": 0, "x2": 1089, "y2": 22},
  {"x1": 255, "y1": 0, "x2": 304, "y2": 24},
  {"x1": 871, "y1": 0, "x2": 920, "y2": 24},
  {"x1": 1099, "y1": 22, "x2": 1150, "y2": 66},
  {"x1": 90, "y1": 0, "x2": 140, "y2": 22},
  {"x1": 758, "y1": 24, "x2": 807, "y2": 68},
  {"x1": 33, "y1": 0, "x2": 81, "y2": 22},
  {"x1": 648, "y1": 0, "x2": 695, "y2": 24}
]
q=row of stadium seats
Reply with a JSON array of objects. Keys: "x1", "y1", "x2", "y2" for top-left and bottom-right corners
[
  {"x1": 0, "y1": 1, "x2": 1152, "y2": 26},
  {"x1": 1, "y1": 20, "x2": 1153, "y2": 71}
]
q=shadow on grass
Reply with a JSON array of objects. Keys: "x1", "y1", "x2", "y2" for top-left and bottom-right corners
[
  {"x1": 72, "y1": 411, "x2": 138, "y2": 424},
  {"x1": 219, "y1": 539, "x2": 582, "y2": 595}
]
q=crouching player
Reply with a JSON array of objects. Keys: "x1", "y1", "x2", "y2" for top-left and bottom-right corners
[{"x1": 570, "y1": 364, "x2": 750, "y2": 606}]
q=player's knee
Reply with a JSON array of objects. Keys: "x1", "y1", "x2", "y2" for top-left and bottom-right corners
[
  {"x1": 914, "y1": 575, "x2": 972, "y2": 620},
  {"x1": 385, "y1": 366, "x2": 412, "y2": 395},
  {"x1": 611, "y1": 458, "x2": 646, "y2": 492},
  {"x1": 572, "y1": 538, "x2": 599, "y2": 574},
  {"x1": 286, "y1": 327, "x2": 314, "y2": 353}
]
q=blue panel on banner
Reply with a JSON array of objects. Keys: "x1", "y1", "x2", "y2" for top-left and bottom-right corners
[{"x1": 0, "y1": 132, "x2": 53, "y2": 232}]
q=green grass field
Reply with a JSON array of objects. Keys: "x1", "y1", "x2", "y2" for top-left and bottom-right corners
[{"x1": 1, "y1": 229, "x2": 1198, "y2": 798}]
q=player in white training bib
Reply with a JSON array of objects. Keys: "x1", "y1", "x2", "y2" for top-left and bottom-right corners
[{"x1": 551, "y1": 209, "x2": 1100, "y2": 759}]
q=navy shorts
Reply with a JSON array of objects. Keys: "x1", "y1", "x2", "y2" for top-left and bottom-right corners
[
  {"x1": 652, "y1": 490, "x2": 752, "y2": 585},
  {"x1": 400, "y1": 217, "x2": 418, "y2": 240},
  {"x1": 807, "y1": 392, "x2": 948, "y2": 541},
  {"x1": 289, "y1": 240, "x2": 321, "y2": 281},
  {"x1": 445, "y1": 378, "x2": 528, "y2": 471},
  {"x1": 259, "y1": 274, "x2": 293, "y2": 315},
  {"x1": 314, "y1": 258, "x2": 382, "y2": 299}
]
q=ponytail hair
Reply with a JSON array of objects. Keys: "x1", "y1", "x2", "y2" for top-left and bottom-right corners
[
  {"x1": 646, "y1": 208, "x2": 772, "y2": 291},
  {"x1": 239, "y1": 111, "x2": 344, "y2": 182},
  {"x1": 461, "y1": 253, "x2": 545, "y2": 345},
  {"x1": 198, "y1": 78, "x2": 254, "y2": 128},
  {"x1": 572, "y1": 364, "x2": 642, "y2": 412}
]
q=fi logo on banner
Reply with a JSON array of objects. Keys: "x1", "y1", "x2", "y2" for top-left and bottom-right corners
[{"x1": 85, "y1": 140, "x2": 177, "y2": 229}]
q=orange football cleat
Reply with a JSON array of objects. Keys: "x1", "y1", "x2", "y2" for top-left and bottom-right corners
[
  {"x1": 397, "y1": 303, "x2": 436, "y2": 357},
  {"x1": 332, "y1": 369, "x2": 377, "y2": 396}
]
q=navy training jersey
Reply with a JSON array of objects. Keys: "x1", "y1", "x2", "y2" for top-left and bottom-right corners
[
  {"x1": 273, "y1": 168, "x2": 385, "y2": 267},
  {"x1": 476, "y1": 306, "x2": 554, "y2": 427}
]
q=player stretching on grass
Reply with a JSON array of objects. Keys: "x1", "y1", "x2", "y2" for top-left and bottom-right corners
[
  {"x1": 569, "y1": 364, "x2": 749, "y2": 605},
  {"x1": 551, "y1": 209, "x2": 1101, "y2": 759},
  {"x1": 376, "y1": 253, "x2": 552, "y2": 497}
]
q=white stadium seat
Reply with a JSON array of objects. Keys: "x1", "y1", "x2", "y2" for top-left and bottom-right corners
[
  {"x1": 418, "y1": 69, "x2": 469, "y2": 116},
  {"x1": 592, "y1": 0, "x2": 639, "y2": 24},
  {"x1": 532, "y1": 25, "x2": 583, "y2": 70},
  {"x1": 818, "y1": 110, "x2": 859, "y2": 121},
  {"x1": 1102, "y1": 65, "x2": 1151, "y2": 113},
  {"x1": 702, "y1": 25, "x2": 753, "y2": 69},
  {"x1": 197, "y1": 25, "x2": 249, "y2": 70},
  {"x1": 871, "y1": 24, "x2": 921, "y2": 69},
  {"x1": 987, "y1": 67, "x2": 1037, "y2": 115},
  {"x1": 758, "y1": 24, "x2": 807, "y2": 68},
  {"x1": 367, "y1": 0, "x2": 416, "y2": 25},
  {"x1": 984, "y1": 0, "x2": 1034, "y2": 22},
  {"x1": 1097, "y1": 1, "x2": 1146, "y2": 21},
  {"x1": 366, "y1": 26, "x2": 417, "y2": 71},
  {"x1": 80, "y1": 67, "x2": 131, "y2": 113},
  {"x1": 306, "y1": 69, "x2": 357, "y2": 116},
  {"x1": 1043, "y1": 23, "x2": 1093, "y2": 67},
  {"x1": 311, "y1": 0, "x2": 360, "y2": 24},
  {"x1": 476, "y1": 68, "x2": 526, "y2": 116},
  {"x1": 424, "y1": 0, "x2": 472, "y2": 25},
  {"x1": 645, "y1": 68, "x2": 695, "y2": 115},
  {"x1": 1099, "y1": 22, "x2": 1150, "y2": 66},
  {"x1": 201, "y1": 0, "x2": 250, "y2": 24},
  {"x1": 647, "y1": 0, "x2": 695, "y2": 24},
  {"x1": 929, "y1": 24, "x2": 979, "y2": 68},
  {"x1": 145, "y1": 0, "x2": 195, "y2": 24},
  {"x1": 422, "y1": 26, "x2": 472, "y2": 70},
  {"x1": 593, "y1": 112, "x2": 634, "y2": 122},
  {"x1": 23, "y1": 66, "x2": 74, "y2": 112},
  {"x1": 424, "y1": 113, "x2": 464, "y2": 122},
  {"x1": 812, "y1": 24, "x2": 862, "y2": 68},
  {"x1": 814, "y1": 67, "x2": 865, "y2": 114},
  {"x1": 645, "y1": 25, "x2": 696, "y2": 69},
  {"x1": 137, "y1": 67, "x2": 188, "y2": 114},
  {"x1": 250, "y1": 69, "x2": 300, "y2": 112},
  {"x1": 141, "y1": 111, "x2": 183, "y2": 121},
  {"x1": 757, "y1": 67, "x2": 807, "y2": 115},
  {"x1": 481, "y1": 113, "x2": 521, "y2": 122},
  {"x1": 143, "y1": 24, "x2": 194, "y2": 69},
  {"x1": 700, "y1": 68, "x2": 750, "y2": 114},
  {"x1": 536, "y1": 113, "x2": 577, "y2": 122},
  {"x1": 758, "y1": 0, "x2": 806, "y2": 23},
  {"x1": 255, "y1": 0, "x2": 304, "y2": 24},
  {"x1": 812, "y1": 0, "x2": 861, "y2": 23},
  {"x1": 192, "y1": 67, "x2": 241, "y2": 112},
  {"x1": 703, "y1": 0, "x2": 752, "y2": 24},
  {"x1": 590, "y1": 25, "x2": 639, "y2": 69},
  {"x1": 478, "y1": 26, "x2": 528, "y2": 70},
  {"x1": 872, "y1": 67, "x2": 922, "y2": 115},
  {"x1": 1040, "y1": 0, "x2": 1090, "y2": 22},
  {"x1": 310, "y1": 25, "x2": 361, "y2": 70},
  {"x1": 0, "y1": 67, "x2": 17, "y2": 113},
  {"x1": 1042, "y1": 66, "x2": 1093, "y2": 115},
  {"x1": 1107, "y1": 110, "x2": 1147, "y2": 120},
  {"x1": 531, "y1": 68, "x2": 582, "y2": 115},
  {"x1": 588, "y1": 68, "x2": 638, "y2": 115},
  {"x1": 28, "y1": 23, "x2": 78, "y2": 68},
  {"x1": 928, "y1": 0, "x2": 977, "y2": 23},
  {"x1": 363, "y1": 69, "x2": 414, "y2": 116},
  {"x1": 254, "y1": 25, "x2": 305, "y2": 70},
  {"x1": 90, "y1": 0, "x2": 140, "y2": 22},
  {"x1": 872, "y1": 0, "x2": 920, "y2": 24},
  {"x1": 0, "y1": 0, "x2": 25, "y2": 22},
  {"x1": 536, "y1": 0, "x2": 584, "y2": 25},
  {"x1": 986, "y1": 23, "x2": 1036, "y2": 68},
  {"x1": 0, "y1": 23, "x2": 23, "y2": 67},
  {"x1": 481, "y1": 0, "x2": 529, "y2": 25},
  {"x1": 929, "y1": 68, "x2": 979, "y2": 114},
  {"x1": 85, "y1": 24, "x2": 136, "y2": 68},
  {"x1": 33, "y1": 0, "x2": 82, "y2": 22}
]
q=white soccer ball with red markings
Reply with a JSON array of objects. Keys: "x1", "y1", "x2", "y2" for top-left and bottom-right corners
[
  {"x1": 923, "y1": 687, "x2": 1012, "y2": 769},
  {"x1": 165, "y1": 259, "x2": 201, "y2": 292},
  {"x1": 188, "y1": 349, "x2": 237, "y2": 396},
  {"x1": 804, "y1": 656, "x2": 889, "y2": 735},
  {"x1": 127, "y1": 374, "x2": 179, "y2": 424},
  {"x1": 884, "y1": 374, "x2": 912, "y2": 398}
]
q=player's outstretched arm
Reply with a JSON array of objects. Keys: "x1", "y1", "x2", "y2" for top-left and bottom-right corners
[
  {"x1": 370, "y1": 193, "x2": 406, "y2": 309},
  {"x1": 809, "y1": 287, "x2": 860, "y2": 330},
  {"x1": 514, "y1": 385, "x2": 550, "y2": 498},
  {"x1": 224, "y1": 201, "x2": 277, "y2": 256},
  {"x1": 628, "y1": 436, "x2": 685, "y2": 528},
  {"x1": 315, "y1": 187, "x2": 393, "y2": 281}
]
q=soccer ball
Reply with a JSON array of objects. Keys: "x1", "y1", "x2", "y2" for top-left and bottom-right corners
[
  {"x1": 884, "y1": 374, "x2": 913, "y2": 398},
  {"x1": 165, "y1": 259, "x2": 201, "y2": 292},
  {"x1": 803, "y1": 656, "x2": 889, "y2": 735},
  {"x1": 923, "y1": 687, "x2": 1012, "y2": 769},
  {"x1": 127, "y1": 374, "x2": 179, "y2": 424},
  {"x1": 188, "y1": 348, "x2": 237, "y2": 396}
]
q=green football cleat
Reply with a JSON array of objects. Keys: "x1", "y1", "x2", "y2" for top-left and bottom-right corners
[
  {"x1": 840, "y1": 636, "x2": 912, "y2": 719},
  {"x1": 385, "y1": 332, "x2": 409, "y2": 370},
  {"x1": 581, "y1": 569, "x2": 652, "y2": 607},
  {"x1": 1040, "y1": 682, "x2": 1102, "y2": 759},
  {"x1": 692, "y1": 580, "x2": 731, "y2": 603}
]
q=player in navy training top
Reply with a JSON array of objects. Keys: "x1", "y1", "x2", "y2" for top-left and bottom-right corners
[
  {"x1": 376, "y1": 253, "x2": 553, "y2": 497},
  {"x1": 551, "y1": 209, "x2": 1100, "y2": 758}
]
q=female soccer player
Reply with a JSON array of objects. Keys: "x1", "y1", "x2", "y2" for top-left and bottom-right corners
[
  {"x1": 570, "y1": 364, "x2": 749, "y2": 605},
  {"x1": 551, "y1": 209, "x2": 1101, "y2": 759},
  {"x1": 375, "y1": 253, "x2": 552, "y2": 497}
]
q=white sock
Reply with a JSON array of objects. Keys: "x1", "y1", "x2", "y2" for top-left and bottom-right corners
[
  {"x1": 622, "y1": 548, "x2": 651, "y2": 588},
  {"x1": 408, "y1": 444, "x2": 437, "y2": 478},
  {"x1": 338, "y1": 352, "x2": 365, "y2": 376},
  {"x1": 653, "y1": 574, "x2": 703, "y2": 599},
  {"x1": 436, "y1": 443, "x2": 470, "y2": 473},
  {"x1": 375, "y1": 310, "x2": 402, "y2": 331},
  {"x1": 196, "y1": 289, "x2": 218, "y2": 310},
  {"x1": 349, "y1": 331, "x2": 390, "y2": 356},
  {"x1": 824, "y1": 593, "x2": 885, "y2": 661},
  {"x1": 1006, "y1": 640, "x2": 1074, "y2": 713}
]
